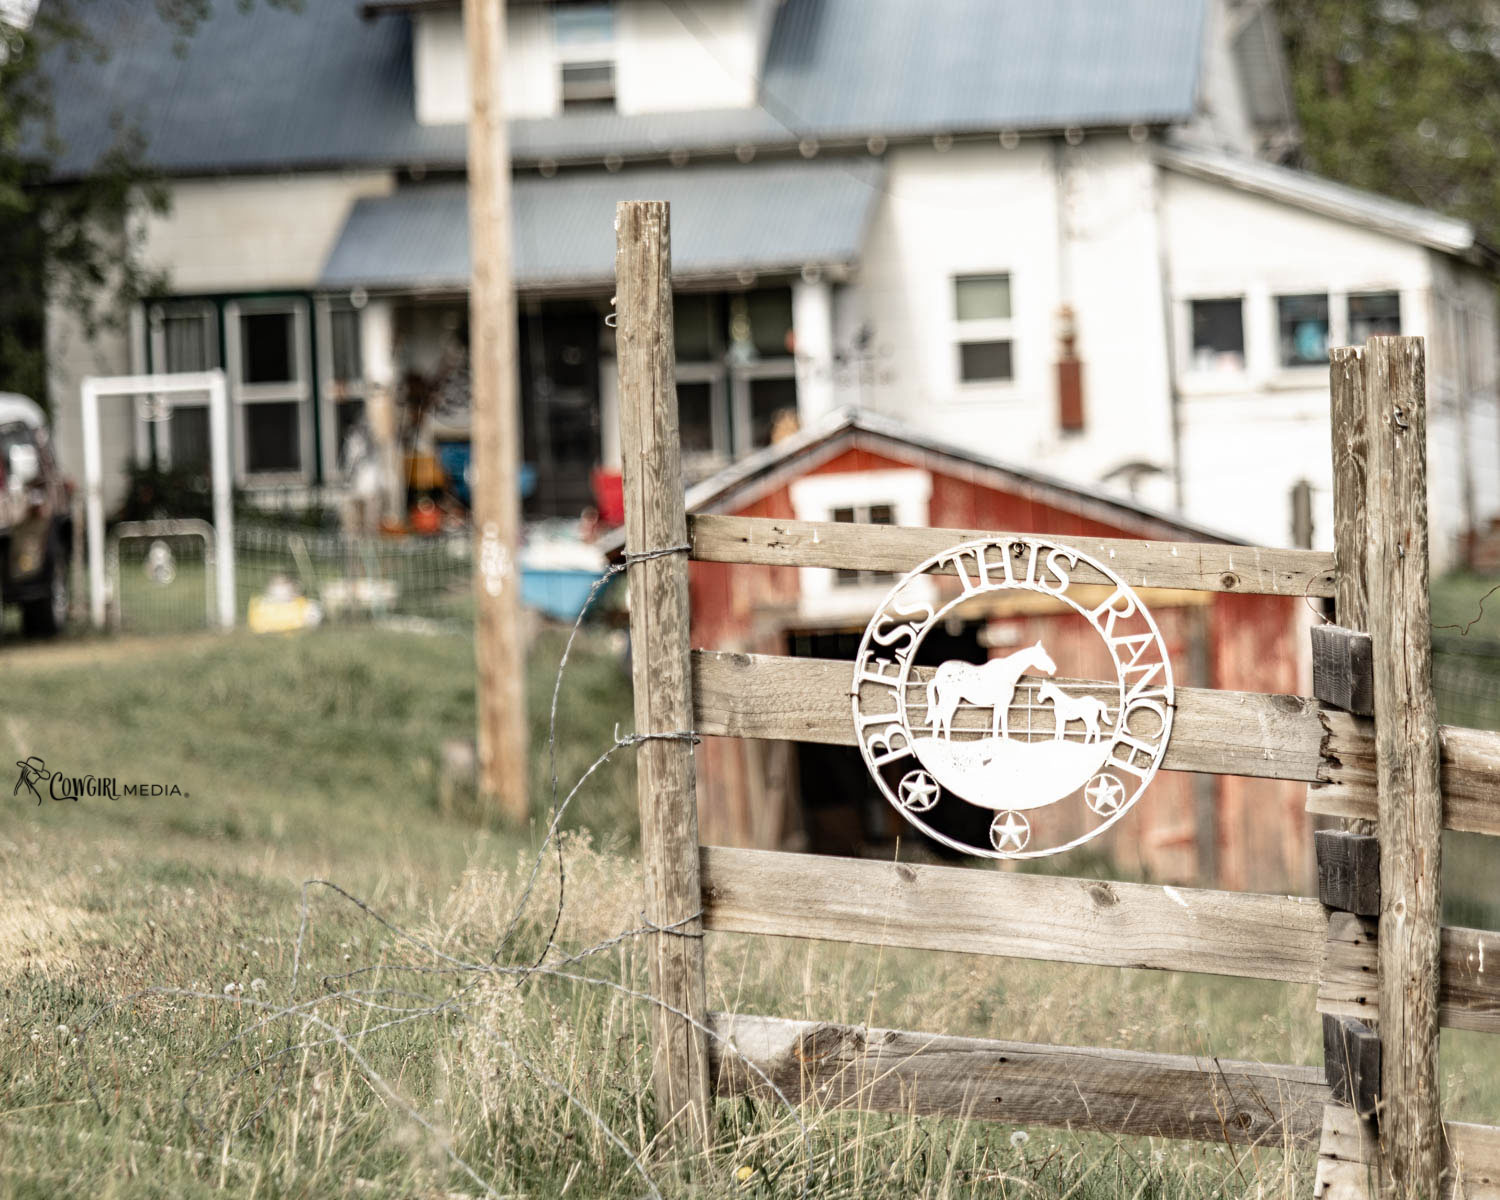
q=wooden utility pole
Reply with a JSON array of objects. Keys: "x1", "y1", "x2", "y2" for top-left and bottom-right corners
[
  {"x1": 615, "y1": 200, "x2": 712, "y2": 1148},
  {"x1": 465, "y1": 0, "x2": 529, "y2": 822}
]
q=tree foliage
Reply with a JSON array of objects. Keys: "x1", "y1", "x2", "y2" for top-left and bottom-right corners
[
  {"x1": 1277, "y1": 0, "x2": 1500, "y2": 245},
  {"x1": 0, "y1": 4, "x2": 175, "y2": 403},
  {"x1": 0, "y1": 1, "x2": 294, "y2": 406}
]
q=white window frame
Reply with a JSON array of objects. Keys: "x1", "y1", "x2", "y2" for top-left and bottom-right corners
[
  {"x1": 1345, "y1": 289, "x2": 1402, "y2": 344},
  {"x1": 143, "y1": 300, "x2": 220, "y2": 470},
  {"x1": 789, "y1": 469, "x2": 934, "y2": 621},
  {"x1": 1179, "y1": 294, "x2": 1249, "y2": 384},
  {"x1": 1271, "y1": 289, "x2": 1335, "y2": 380},
  {"x1": 952, "y1": 272, "x2": 1016, "y2": 391},
  {"x1": 552, "y1": 1, "x2": 616, "y2": 112},
  {"x1": 730, "y1": 358, "x2": 799, "y2": 456},
  {"x1": 675, "y1": 363, "x2": 730, "y2": 475},
  {"x1": 315, "y1": 296, "x2": 368, "y2": 482},
  {"x1": 225, "y1": 298, "x2": 314, "y2": 485}
]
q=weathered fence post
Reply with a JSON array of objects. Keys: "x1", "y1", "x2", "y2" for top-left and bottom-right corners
[
  {"x1": 614, "y1": 200, "x2": 712, "y2": 1149},
  {"x1": 1363, "y1": 336, "x2": 1444, "y2": 1198}
]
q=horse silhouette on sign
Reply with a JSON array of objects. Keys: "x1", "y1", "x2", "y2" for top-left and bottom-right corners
[
  {"x1": 1036, "y1": 681, "x2": 1112, "y2": 743},
  {"x1": 926, "y1": 640, "x2": 1057, "y2": 740}
]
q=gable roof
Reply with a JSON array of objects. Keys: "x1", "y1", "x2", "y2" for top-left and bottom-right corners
[
  {"x1": 601, "y1": 408, "x2": 1241, "y2": 556},
  {"x1": 37, "y1": 0, "x2": 1206, "y2": 180},
  {"x1": 1157, "y1": 142, "x2": 1500, "y2": 266}
]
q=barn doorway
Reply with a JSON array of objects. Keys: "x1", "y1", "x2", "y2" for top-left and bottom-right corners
[{"x1": 786, "y1": 620, "x2": 991, "y2": 859}]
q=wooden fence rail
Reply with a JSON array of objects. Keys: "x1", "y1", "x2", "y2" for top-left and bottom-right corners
[
  {"x1": 708, "y1": 1011, "x2": 1330, "y2": 1148},
  {"x1": 689, "y1": 513, "x2": 1336, "y2": 597},
  {"x1": 704, "y1": 847, "x2": 1500, "y2": 1033},
  {"x1": 694, "y1": 650, "x2": 1500, "y2": 837}
]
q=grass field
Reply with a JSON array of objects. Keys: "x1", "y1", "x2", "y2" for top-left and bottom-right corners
[{"x1": 0, "y1": 582, "x2": 1497, "y2": 1197}]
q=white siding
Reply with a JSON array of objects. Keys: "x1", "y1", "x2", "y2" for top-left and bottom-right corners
[
  {"x1": 411, "y1": 0, "x2": 757, "y2": 125},
  {"x1": 1160, "y1": 168, "x2": 1443, "y2": 559},
  {"x1": 414, "y1": 5, "x2": 555, "y2": 123},
  {"x1": 844, "y1": 137, "x2": 1175, "y2": 508},
  {"x1": 45, "y1": 291, "x2": 136, "y2": 513},
  {"x1": 139, "y1": 172, "x2": 395, "y2": 293},
  {"x1": 615, "y1": 0, "x2": 756, "y2": 113}
]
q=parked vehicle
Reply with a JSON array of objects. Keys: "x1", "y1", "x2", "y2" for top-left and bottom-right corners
[{"x1": 0, "y1": 394, "x2": 73, "y2": 637}]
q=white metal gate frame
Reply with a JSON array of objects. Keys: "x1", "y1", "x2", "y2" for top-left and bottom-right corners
[
  {"x1": 80, "y1": 371, "x2": 235, "y2": 630},
  {"x1": 106, "y1": 518, "x2": 218, "y2": 633}
]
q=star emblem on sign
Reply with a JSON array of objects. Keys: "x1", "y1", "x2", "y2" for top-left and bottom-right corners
[
  {"x1": 1084, "y1": 773, "x2": 1127, "y2": 816},
  {"x1": 989, "y1": 810, "x2": 1030, "y2": 852},
  {"x1": 897, "y1": 770, "x2": 940, "y2": 812}
]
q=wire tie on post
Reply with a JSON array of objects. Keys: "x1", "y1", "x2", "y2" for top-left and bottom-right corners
[
  {"x1": 612, "y1": 722, "x2": 701, "y2": 748},
  {"x1": 621, "y1": 542, "x2": 691, "y2": 568},
  {"x1": 639, "y1": 909, "x2": 706, "y2": 939}
]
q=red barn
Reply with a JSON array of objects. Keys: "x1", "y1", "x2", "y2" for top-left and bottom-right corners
[{"x1": 672, "y1": 411, "x2": 1312, "y2": 893}]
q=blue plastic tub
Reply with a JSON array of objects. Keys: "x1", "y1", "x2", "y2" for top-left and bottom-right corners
[{"x1": 521, "y1": 567, "x2": 603, "y2": 622}]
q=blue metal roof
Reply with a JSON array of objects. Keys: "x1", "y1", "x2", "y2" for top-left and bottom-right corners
[
  {"x1": 319, "y1": 157, "x2": 885, "y2": 290},
  {"x1": 37, "y1": 0, "x2": 1206, "y2": 179},
  {"x1": 759, "y1": 0, "x2": 1205, "y2": 138}
]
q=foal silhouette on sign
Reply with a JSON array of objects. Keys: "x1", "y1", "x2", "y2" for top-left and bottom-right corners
[
  {"x1": 926, "y1": 640, "x2": 1057, "y2": 740},
  {"x1": 1035, "y1": 681, "x2": 1112, "y2": 743}
]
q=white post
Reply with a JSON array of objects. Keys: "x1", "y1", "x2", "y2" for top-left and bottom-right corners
[
  {"x1": 792, "y1": 274, "x2": 836, "y2": 422},
  {"x1": 208, "y1": 369, "x2": 235, "y2": 629},
  {"x1": 359, "y1": 298, "x2": 403, "y2": 523},
  {"x1": 79, "y1": 371, "x2": 236, "y2": 630},
  {"x1": 82, "y1": 379, "x2": 106, "y2": 629}
]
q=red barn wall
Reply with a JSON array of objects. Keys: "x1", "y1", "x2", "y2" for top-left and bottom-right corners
[{"x1": 687, "y1": 442, "x2": 1311, "y2": 893}]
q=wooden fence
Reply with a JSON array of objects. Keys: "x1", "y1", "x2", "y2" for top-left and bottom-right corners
[{"x1": 613, "y1": 200, "x2": 1500, "y2": 1199}]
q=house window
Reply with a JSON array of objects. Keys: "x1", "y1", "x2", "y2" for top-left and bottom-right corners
[
  {"x1": 554, "y1": 2, "x2": 615, "y2": 111},
  {"x1": 244, "y1": 401, "x2": 301, "y2": 474},
  {"x1": 728, "y1": 290, "x2": 797, "y2": 453},
  {"x1": 241, "y1": 310, "x2": 296, "y2": 386},
  {"x1": 329, "y1": 307, "x2": 362, "y2": 384},
  {"x1": 553, "y1": 2, "x2": 613, "y2": 44},
  {"x1": 560, "y1": 61, "x2": 615, "y2": 109},
  {"x1": 666, "y1": 289, "x2": 799, "y2": 466},
  {"x1": 148, "y1": 302, "x2": 219, "y2": 473},
  {"x1": 1189, "y1": 298, "x2": 1245, "y2": 372},
  {"x1": 228, "y1": 300, "x2": 310, "y2": 481},
  {"x1": 833, "y1": 503, "x2": 897, "y2": 587},
  {"x1": 959, "y1": 340, "x2": 1013, "y2": 382},
  {"x1": 747, "y1": 376, "x2": 797, "y2": 448},
  {"x1": 1348, "y1": 292, "x2": 1401, "y2": 342},
  {"x1": 321, "y1": 302, "x2": 367, "y2": 480},
  {"x1": 672, "y1": 294, "x2": 730, "y2": 477},
  {"x1": 954, "y1": 274, "x2": 1014, "y2": 383},
  {"x1": 955, "y1": 274, "x2": 1011, "y2": 321},
  {"x1": 677, "y1": 381, "x2": 716, "y2": 458},
  {"x1": 160, "y1": 309, "x2": 218, "y2": 373},
  {"x1": 1277, "y1": 293, "x2": 1330, "y2": 367}
]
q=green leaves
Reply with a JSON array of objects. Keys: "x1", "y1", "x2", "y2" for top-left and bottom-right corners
[{"x1": 1277, "y1": 0, "x2": 1500, "y2": 245}]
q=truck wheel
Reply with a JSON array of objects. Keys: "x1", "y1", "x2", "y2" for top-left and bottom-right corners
[{"x1": 21, "y1": 552, "x2": 69, "y2": 638}]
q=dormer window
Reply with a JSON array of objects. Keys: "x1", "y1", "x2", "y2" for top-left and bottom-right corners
[{"x1": 554, "y1": 2, "x2": 616, "y2": 112}]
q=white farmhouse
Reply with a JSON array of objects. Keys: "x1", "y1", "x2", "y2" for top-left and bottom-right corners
[{"x1": 37, "y1": 0, "x2": 1500, "y2": 569}]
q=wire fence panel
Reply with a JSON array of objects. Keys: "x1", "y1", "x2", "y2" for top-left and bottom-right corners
[
  {"x1": 233, "y1": 524, "x2": 474, "y2": 630},
  {"x1": 1433, "y1": 634, "x2": 1500, "y2": 731},
  {"x1": 108, "y1": 521, "x2": 217, "y2": 635}
]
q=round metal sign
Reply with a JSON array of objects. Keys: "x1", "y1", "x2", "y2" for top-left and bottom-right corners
[{"x1": 851, "y1": 536, "x2": 1176, "y2": 859}]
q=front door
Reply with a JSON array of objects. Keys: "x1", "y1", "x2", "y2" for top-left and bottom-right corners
[{"x1": 519, "y1": 304, "x2": 602, "y2": 518}]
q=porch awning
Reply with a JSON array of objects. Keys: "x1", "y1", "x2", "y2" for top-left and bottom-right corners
[{"x1": 319, "y1": 158, "x2": 884, "y2": 294}]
